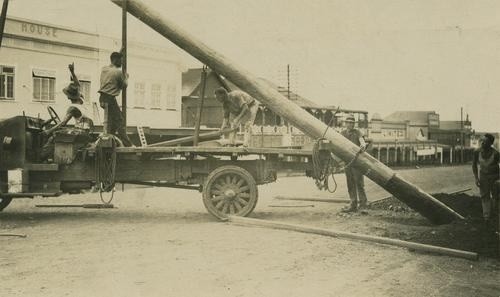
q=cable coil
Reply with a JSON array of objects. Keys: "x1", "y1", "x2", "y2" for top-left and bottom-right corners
[{"x1": 94, "y1": 136, "x2": 117, "y2": 204}]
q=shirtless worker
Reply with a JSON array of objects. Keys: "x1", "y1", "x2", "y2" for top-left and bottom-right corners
[
  {"x1": 472, "y1": 133, "x2": 499, "y2": 222},
  {"x1": 40, "y1": 63, "x2": 93, "y2": 161},
  {"x1": 214, "y1": 88, "x2": 259, "y2": 147}
]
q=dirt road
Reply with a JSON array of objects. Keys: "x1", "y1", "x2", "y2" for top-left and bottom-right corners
[{"x1": 0, "y1": 165, "x2": 498, "y2": 297}]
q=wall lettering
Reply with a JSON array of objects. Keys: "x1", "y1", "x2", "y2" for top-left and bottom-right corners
[{"x1": 21, "y1": 22, "x2": 58, "y2": 38}]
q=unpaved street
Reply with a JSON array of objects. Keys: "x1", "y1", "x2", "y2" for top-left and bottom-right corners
[{"x1": 1, "y1": 165, "x2": 498, "y2": 297}]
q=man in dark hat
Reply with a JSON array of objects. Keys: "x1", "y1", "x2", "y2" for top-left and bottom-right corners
[
  {"x1": 472, "y1": 133, "x2": 499, "y2": 222},
  {"x1": 98, "y1": 50, "x2": 133, "y2": 146},
  {"x1": 214, "y1": 87, "x2": 259, "y2": 147},
  {"x1": 340, "y1": 113, "x2": 368, "y2": 212},
  {"x1": 40, "y1": 63, "x2": 94, "y2": 161}
]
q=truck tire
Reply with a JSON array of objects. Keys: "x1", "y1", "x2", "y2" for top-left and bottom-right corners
[{"x1": 202, "y1": 165, "x2": 258, "y2": 220}]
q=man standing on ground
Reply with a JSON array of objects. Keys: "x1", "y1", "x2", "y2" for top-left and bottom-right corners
[
  {"x1": 214, "y1": 88, "x2": 259, "y2": 147},
  {"x1": 99, "y1": 51, "x2": 133, "y2": 147},
  {"x1": 472, "y1": 133, "x2": 499, "y2": 222},
  {"x1": 341, "y1": 114, "x2": 368, "y2": 212}
]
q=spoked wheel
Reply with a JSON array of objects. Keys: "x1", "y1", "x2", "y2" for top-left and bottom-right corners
[
  {"x1": 203, "y1": 165, "x2": 258, "y2": 220},
  {"x1": 0, "y1": 196, "x2": 12, "y2": 211}
]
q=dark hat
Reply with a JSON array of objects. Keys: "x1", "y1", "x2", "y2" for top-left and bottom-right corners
[
  {"x1": 63, "y1": 83, "x2": 84, "y2": 103},
  {"x1": 110, "y1": 51, "x2": 122, "y2": 60},
  {"x1": 344, "y1": 114, "x2": 355, "y2": 122}
]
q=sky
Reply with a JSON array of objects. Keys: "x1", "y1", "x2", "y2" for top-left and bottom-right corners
[{"x1": 6, "y1": 0, "x2": 500, "y2": 132}]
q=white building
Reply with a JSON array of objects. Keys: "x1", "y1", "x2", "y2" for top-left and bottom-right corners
[{"x1": 0, "y1": 16, "x2": 182, "y2": 129}]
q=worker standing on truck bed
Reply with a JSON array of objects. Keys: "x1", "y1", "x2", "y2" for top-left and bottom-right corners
[
  {"x1": 98, "y1": 50, "x2": 133, "y2": 147},
  {"x1": 214, "y1": 87, "x2": 259, "y2": 147}
]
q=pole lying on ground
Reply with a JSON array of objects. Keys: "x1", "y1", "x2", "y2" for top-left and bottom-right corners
[
  {"x1": 111, "y1": 0, "x2": 463, "y2": 224},
  {"x1": 0, "y1": 233, "x2": 27, "y2": 238},
  {"x1": 274, "y1": 196, "x2": 350, "y2": 204},
  {"x1": 228, "y1": 216, "x2": 478, "y2": 260},
  {"x1": 148, "y1": 127, "x2": 237, "y2": 147}
]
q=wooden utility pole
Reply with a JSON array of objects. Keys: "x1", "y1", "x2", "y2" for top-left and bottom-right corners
[
  {"x1": 110, "y1": 0, "x2": 464, "y2": 224},
  {"x1": 193, "y1": 66, "x2": 208, "y2": 146},
  {"x1": 0, "y1": 0, "x2": 9, "y2": 48},
  {"x1": 287, "y1": 64, "x2": 290, "y2": 100},
  {"x1": 121, "y1": 0, "x2": 128, "y2": 126},
  {"x1": 460, "y1": 107, "x2": 464, "y2": 162}
]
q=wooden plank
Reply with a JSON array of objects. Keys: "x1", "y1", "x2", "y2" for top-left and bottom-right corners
[
  {"x1": 114, "y1": 146, "x2": 313, "y2": 156},
  {"x1": 111, "y1": 0, "x2": 463, "y2": 224},
  {"x1": 149, "y1": 128, "x2": 237, "y2": 147},
  {"x1": 228, "y1": 216, "x2": 478, "y2": 260},
  {"x1": 24, "y1": 163, "x2": 59, "y2": 171}
]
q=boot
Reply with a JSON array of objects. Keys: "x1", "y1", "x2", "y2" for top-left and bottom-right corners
[{"x1": 341, "y1": 205, "x2": 357, "y2": 213}]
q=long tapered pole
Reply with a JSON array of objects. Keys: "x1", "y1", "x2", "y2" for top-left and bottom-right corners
[{"x1": 111, "y1": 0, "x2": 463, "y2": 224}]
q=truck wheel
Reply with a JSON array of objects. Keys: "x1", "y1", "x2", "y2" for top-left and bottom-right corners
[
  {"x1": 0, "y1": 197, "x2": 12, "y2": 211},
  {"x1": 203, "y1": 165, "x2": 258, "y2": 220}
]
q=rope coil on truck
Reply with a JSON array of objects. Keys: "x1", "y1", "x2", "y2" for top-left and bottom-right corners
[{"x1": 94, "y1": 135, "x2": 117, "y2": 204}]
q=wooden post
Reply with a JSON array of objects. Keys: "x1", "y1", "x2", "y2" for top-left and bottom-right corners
[
  {"x1": 401, "y1": 143, "x2": 406, "y2": 164},
  {"x1": 386, "y1": 144, "x2": 390, "y2": 165},
  {"x1": 111, "y1": 0, "x2": 464, "y2": 224},
  {"x1": 193, "y1": 66, "x2": 208, "y2": 146},
  {"x1": 0, "y1": 0, "x2": 8, "y2": 48},
  {"x1": 377, "y1": 143, "x2": 381, "y2": 161},
  {"x1": 261, "y1": 107, "x2": 265, "y2": 147},
  {"x1": 121, "y1": 0, "x2": 128, "y2": 126}
]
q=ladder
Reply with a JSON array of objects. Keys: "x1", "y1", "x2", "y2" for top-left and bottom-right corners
[{"x1": 137, "y1": 126, "x2": 147, "y2": 147}]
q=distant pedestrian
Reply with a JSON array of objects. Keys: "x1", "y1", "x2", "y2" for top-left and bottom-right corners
[
  {"x1": 341, "y1": 114, "x2": 368, "y2": 212},
  {"x1": 215, "y1": 88, "x2": 259, "y2": 147},
  {"x1": 472, "y1": 133, "x2": 499, "y2": 221},
  {"x1": 98, "y1": 51, "x2": 133, "y2": 147}
]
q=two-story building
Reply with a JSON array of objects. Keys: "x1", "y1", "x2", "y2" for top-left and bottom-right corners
[{"x1": 0, "y1": 17, "x2": 183, "y2": 141}]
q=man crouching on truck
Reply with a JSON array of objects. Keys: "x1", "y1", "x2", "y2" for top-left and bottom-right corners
[{"x1": 214, "y1": 87, "x2": 259, "y2": 147}]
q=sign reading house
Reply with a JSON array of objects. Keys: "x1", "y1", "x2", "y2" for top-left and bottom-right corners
[
  {"x1": 21, "y1": 22, "x2": 58, "y2": 38},
  {"x1": 3, "y1": 17, "x2": 98, "y2": 50}
]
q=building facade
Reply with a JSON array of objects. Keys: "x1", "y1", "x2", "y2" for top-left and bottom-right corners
[{"x1": 0, "y1": 17, "x2": 182, "y2": 129}]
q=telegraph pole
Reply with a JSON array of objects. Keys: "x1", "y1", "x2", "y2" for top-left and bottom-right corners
[
  {"x1": 287, "y1": 64, "x2": 290, "y2": 100},
  {"x1": 0, "y1": 0, "x2": 9, "y2": 48},
  {"x1": 460, "y1": 107, "x2": 464, "y2": 162},
  {"x1": 121, "y1": 0, "x2": 128, "y2": 126}
]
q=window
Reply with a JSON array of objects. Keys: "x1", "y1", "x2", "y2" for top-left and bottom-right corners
[
  {"x1": 166, "y1": 83, "x2": 176, "y2": 110},
  {"x1": 0, "y1": 66, "x2": 15, "y2": 100},
  {"x1": 73, "y1": 74, "x2": 92, "y2": 104},
  {"x1": 151, "y1": 83, "x2": 162, "y2": 109},
  {"x1": 33, "y1": 69, "x2": 55, "y2": 102},
  {"x1": 79, "y1": 81, "x2": 91, "y2": 103},
  {"x1": 134, "y1": 82, "x2": 145, "y2": 108}
]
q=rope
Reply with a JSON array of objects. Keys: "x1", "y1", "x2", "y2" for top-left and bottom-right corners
[
  {"x1": 94, "y1": 136, "x2": 117, "y2": 204},
  {"x1": 312, "y1": 139, "x2": 339, "y2": 193},
  {"x1": 311, "y1": 107, "x2": 365, "y2": 193}
]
